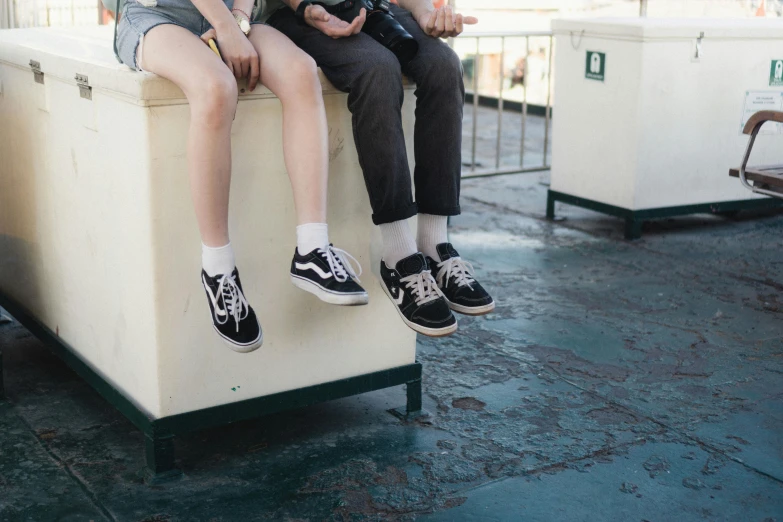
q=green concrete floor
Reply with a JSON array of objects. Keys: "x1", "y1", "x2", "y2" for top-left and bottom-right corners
[{"x1": 1, "y1": 173, "x2": 782, "y2": 521}]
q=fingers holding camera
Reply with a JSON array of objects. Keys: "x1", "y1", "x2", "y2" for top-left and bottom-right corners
[{"x1": 351, "y1": 8, "x2": 367, "y2": 34}]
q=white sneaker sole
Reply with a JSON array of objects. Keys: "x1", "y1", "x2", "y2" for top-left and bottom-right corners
[
  {"x1": 291, "y1": 274, "x2": 369, "y2": 306},
  {"x1": 381, "y1": 283, "x2": 458, "y2": 337},
  {"x1": 444, "y1": 297, "x2": 496, "y2": 316},
  {"x1": 213, "y1": 322, "x2": 263, "y2": 353}
]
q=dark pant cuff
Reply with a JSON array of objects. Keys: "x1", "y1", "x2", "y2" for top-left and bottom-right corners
[
  {"x1": 372, "y1": 203, "x2": 419, "y2": 225},
  {"x1": 415, "y1": 204, "x2": 461, "y2": 217}
]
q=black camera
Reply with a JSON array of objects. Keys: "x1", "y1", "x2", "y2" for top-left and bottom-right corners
[{"x1": 325, "y1": 0, "x2": 419, "y2": 67}]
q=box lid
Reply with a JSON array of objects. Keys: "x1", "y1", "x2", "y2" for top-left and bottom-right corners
[
  {"x1": 552, "y1": 17, "x2": 783, "y2": 41},
  {"x1": 0, "y1": 26, "x2": 345, "y2": 104}
]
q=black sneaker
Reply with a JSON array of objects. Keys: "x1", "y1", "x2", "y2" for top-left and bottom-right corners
[
  {"x1": 201, "y1": 268, "x2": 263, "y2": 353},
  {"x1": 380, "y1": 253, "x2": 457, "y2": 337},
  {"x1": 290, "y1": 245, "x2": 369, "y2": 306},
  {"x1": 426, "y1": 243, "x2": 495, "y2": 316}
]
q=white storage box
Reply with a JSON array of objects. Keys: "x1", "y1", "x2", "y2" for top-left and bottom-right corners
[
  {"x1": 0, "y1": 27, "x2": 420, "y2": 478},
  {"x1": 548, "y1": 18, "x2": 783, "y2": 238}
]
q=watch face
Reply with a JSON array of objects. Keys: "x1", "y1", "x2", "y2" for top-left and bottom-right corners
[{"x1": 240, "y1": 18, "x2": 250, "y2": 33}]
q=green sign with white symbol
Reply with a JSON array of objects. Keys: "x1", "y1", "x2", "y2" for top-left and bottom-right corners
[
  {"x1": 771, "y1": 60, "x2": 783, "y2": 87},
  {"x1": 586, "y1": 51, "x2": 606, "y2": 82}
]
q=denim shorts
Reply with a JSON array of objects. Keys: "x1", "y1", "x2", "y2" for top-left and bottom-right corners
[{"x1": 116, "y1": 0, "x2": 260, "y2": 71}]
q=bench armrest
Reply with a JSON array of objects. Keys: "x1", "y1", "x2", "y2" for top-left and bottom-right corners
[{"x1": 743, "y1": 110, "x2": 783, "y2": 135}]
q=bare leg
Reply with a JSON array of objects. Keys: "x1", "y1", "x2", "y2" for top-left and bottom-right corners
[
  {"x1": 248, "y1": 25, "x2": 328, "y2": 225},
  {"x1": 140, "y1": 25, "x2": 238, "y2": 247}
]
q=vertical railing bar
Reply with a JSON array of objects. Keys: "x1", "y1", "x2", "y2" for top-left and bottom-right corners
[
  {"x1": 471, "y1": 37, "x2": 480, "y2": 172},
  {"x1": 543, "y1": 34, "x2": 554, "y2": 168},
  {"x1": 520, "y1": 35, "x2": 529, "y2": 168},
  {"x1": 495, "y1": 36, "x2": 505, "y2": 170}
]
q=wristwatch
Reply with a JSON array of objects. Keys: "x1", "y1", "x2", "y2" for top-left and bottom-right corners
[{"x1": 232, "y1": 8, "x2": 251, "y2": 35}]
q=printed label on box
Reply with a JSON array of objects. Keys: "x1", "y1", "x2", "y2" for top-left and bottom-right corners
[
  {"x1": 585, "y1": 51, "x2": 605, "y2": 82},
  {"x1": 740, "y1": 91, "x2": 783, "y2": 135},
  {"x1": 771, "y1": 60, "x2": 783, "y2": 87}
]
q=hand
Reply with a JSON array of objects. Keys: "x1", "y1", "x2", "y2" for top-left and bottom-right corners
[
  {"x1": 304, "y1": 4, "x2": 366, "y2": 39},
  {"x1": 415, "y1": 5, "x2": 477, "y2": 38},
  {"x1": 200, "y1": 24, "x2": 260, "y2": 91}
]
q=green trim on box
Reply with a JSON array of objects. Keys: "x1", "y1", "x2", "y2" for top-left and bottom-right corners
[
  {"x1": 0, "y1": 289, "x2": 422, "y2": 481},
  {"x1": 547, "y1": 189, "x2": 783, "y2": 240}
]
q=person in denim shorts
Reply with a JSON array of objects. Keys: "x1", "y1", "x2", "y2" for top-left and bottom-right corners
[{"x1": 115, "y1": 0, "x2": 370, "y2": 353}]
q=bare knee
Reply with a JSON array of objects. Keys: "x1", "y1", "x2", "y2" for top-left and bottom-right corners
[
  {"x1": 277, "y1": 54, "x2": 321, "y2": 103},
  {"x1": 188, "y1": 71, "x2": 238, "y2": 127}
]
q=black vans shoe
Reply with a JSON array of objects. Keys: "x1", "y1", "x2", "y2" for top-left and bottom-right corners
[
  {"x1": 201, "y1": 268, "x2": 263, "y2": 353},
  {"x1": 426, "y1": 243, "x2": 495, "y2": 316},
  {"x1": 290, "y1": 245, "x2": 369, "y2": 306},
  {"x1": 380, "y1": 253, "x2": 457, "y2": 337}
]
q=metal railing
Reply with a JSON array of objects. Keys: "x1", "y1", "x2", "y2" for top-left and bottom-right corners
[{"x1": 456, "y1": 30, "x2": 554, "y2": 179}]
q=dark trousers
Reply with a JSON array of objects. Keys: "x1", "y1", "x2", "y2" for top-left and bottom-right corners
[{"x1": 268, "y1": 5, "x2": 464, "y2": 225}]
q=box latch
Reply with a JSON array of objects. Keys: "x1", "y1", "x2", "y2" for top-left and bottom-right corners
[
  {"x1": 29, "y1": 60, "x2": 44, "y2": 84},
  {"x1": 75, "y1": 74, "x2": 92, "y2": 100}
]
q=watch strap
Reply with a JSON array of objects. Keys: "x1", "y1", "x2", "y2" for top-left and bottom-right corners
[{"x1": 231, "y1": 7, "x2": 251, "y2": 19}]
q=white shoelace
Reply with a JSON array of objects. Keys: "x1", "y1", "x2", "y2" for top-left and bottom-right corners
[
  {"x1": 434, "y1": 257, "x2": 476, "y2": 290},
  {"x1": 319, "y1": 245, "x2": 363, "y2": 283},
  {"x1": 400, "y1": 270, "x2": 443, "y2": 306},
  {"x1": 216, "y1": 273, "x2": 249, "y2": 333}
]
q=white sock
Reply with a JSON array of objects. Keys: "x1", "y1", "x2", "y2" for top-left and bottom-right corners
[
  {"x1": 202, "y1": 242, "x2": 235, "y2": 277},
  {"x1": 417, "y1": 214, "x2": 449, "y2": 261},
  {"x1": 296, "y1": 223, "x2": 329, "y2": 254},
  {"x1": 379, "y1": 219, "x2": 418, "y2": 268}
]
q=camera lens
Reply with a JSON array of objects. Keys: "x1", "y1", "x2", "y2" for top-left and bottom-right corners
[
  {"x1": 363, "y1": 12, "x2": 419, "y2": 67},
  {"x1": 388, "y1": 38, "x2": 418, "y2": 68}
]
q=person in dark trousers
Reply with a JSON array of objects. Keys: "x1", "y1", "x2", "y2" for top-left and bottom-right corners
[{"x1": 256, "y1": 0, "x2": 495, "y2": 337}]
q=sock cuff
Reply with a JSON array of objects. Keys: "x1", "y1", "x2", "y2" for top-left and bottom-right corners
[
  {"x1": 380, "y1": 220, "x2": 418, "y2": 267},
  {"x1": 202, "y1": 241, "x2": 232, "y2": 251},
  {"x1": 296, "y1": 223, "x2": 328, "y2": 232},
  {"x1": 296, "y1": 223, "x2": 330, "y2": 255},
  {"x1": 416, "y1": 214, "x2": 449, "y2": 261},
  {"x1": 202, "y1": 242, "x2": 236, "y2": 277}
]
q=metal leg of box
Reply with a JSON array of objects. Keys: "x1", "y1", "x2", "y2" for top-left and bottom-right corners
[
  {"x1": 624, "y1": 218, "x2": 643, "y2": 241},
  {"x1": 546, "y1": 190, "x2": 556, "y2": 220},
  {"x1": 406, "y1": 378, "x2": 422, "y2": 415},
  {"x1": 0, "y1": 347, "x2": 5, "y2": 401},
  {"x1": 144, "y1": 429, "x2": 182, "y2": 484}
]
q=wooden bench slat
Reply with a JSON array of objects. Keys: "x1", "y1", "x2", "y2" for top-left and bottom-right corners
[{"x1": 729, "y1": 164, "x2": 783, "y2": 188}]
